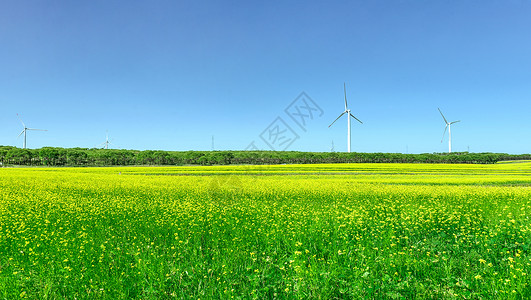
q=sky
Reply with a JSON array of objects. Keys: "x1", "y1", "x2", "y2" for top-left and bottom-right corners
[{"x1": 1, "y1": 0, "x2": 530, "y2": 154}]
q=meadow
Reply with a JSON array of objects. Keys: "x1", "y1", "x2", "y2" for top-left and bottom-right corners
[{"x1": 0, "y1": 163, "x2": 530, "y2": 299}]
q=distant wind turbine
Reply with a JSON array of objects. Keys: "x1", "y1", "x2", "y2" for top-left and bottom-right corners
[
  {"x1": 100, "y1": 131, "x2": 113, "y2": 149},
  {"x1": 17, "y1": 114, "x2": 47, "y2": 149},
  {"x1": 328, "y1": 83, "x2": 363, "y2": 153},
  {"x1": 438, "y1": 108, "x2": 460, "y2": 153}
]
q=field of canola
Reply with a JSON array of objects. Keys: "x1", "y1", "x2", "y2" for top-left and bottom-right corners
[{"x1": 1, "y1": 163, "x2": 530, "y2": 299}]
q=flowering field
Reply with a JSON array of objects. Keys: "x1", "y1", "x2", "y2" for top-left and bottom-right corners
[{"x1": 1, "y1": 163, "x2": 530, "y2": 299}]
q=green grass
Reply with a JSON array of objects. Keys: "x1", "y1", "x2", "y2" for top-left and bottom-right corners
[{"x1": 0, "y1": 163, "x2": 530, "y2": 299}]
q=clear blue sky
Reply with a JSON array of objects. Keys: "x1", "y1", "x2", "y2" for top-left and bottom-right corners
[{"x1": 1, "y1": 0, "x2": 530, "y2": 153}]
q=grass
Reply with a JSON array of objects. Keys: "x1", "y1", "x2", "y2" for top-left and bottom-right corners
[{"x1": 0, "y1": 163, "x2": 530, "y2": 299}]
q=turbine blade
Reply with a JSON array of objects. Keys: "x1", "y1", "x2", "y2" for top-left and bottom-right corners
[
  {"x1": 17, "y1": 130, "x2": 25, "y2": 138},
  {"x1": 450, "y1": 120, "x2": 461, "y2": 124},
  {"x1": 344, "y1": 82, "x2": 348, "y2": 110},
  {"x1": 328, "y1": 111, "x2": 346, "y2": 127},
  {"x1": 26, "y1": 128, "x2": 47, "y2": 131},
  {"x1": 441, "y1": 124, "x2": 448, "y2": 143},
  {"x1": 349, "y1": 112, "x2": 363, "y2": 124},
  {"x1": 16, "y1": 113, "x2": 25, "y2": 127},
  {"x1": 438, "y1": 108, "x2": 448, "y2": 124}
]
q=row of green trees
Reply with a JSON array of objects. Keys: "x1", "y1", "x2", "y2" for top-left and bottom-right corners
[{"x1": 1, "y1": 146, "x2": 530, "y2": 166}]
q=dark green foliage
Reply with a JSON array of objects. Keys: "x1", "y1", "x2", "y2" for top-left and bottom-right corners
[{"x1": 0, "y1": 145, "x2": 529, "y2": 166}]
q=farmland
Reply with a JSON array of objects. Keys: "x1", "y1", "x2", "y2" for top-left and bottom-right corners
[{"x1": 1, "y1": 163, "x2": 530, "y2": 299}]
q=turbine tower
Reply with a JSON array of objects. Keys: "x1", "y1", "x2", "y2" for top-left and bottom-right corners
[
  {"x1": 328, "y1": 83, "x2": 363, "y2": 153},
  {"x1": 438, "y1": 108, "x2": 460, "y2": 153},
  {"x1": 17, "y1": 114, "x2": 47, "y2": 149}
]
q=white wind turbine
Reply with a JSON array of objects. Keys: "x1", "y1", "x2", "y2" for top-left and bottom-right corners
[
  {"x1": 438, "y1": 108, "x2": 460, "y2": 153},
  {"x1": 100, "y1": 131, "x2": 113, "y2": 149},
  {"x1": 17, "y1": 114, "x2": 47, "y2": 149},
  {"x1": 328, "y1": 83, "x2": 363, "y2": 153}
]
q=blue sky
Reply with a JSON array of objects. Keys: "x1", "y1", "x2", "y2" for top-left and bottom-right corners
[{"x1": 1, "y1": 0, "x2": 530, "y2": 153}]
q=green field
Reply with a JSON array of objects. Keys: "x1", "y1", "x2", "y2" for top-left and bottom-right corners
[{"x1": 1, "y1": 163, "x2": 530, "y2": 299}]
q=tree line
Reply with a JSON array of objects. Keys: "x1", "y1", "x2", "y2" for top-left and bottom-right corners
[{"x1": 1, "y1": 146, "x2": 530, "y2": 167}]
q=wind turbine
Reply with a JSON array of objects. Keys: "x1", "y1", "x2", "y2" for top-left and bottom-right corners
[
  {"x1": 100, "y1": 131, "x2": 113, "y2": 149},
  {"x1": 438, "y1": 108, "x2": 460, "y2": 153},
  {"x1": 328, "y1": 83, "x2": 363, "y2": 153},
  {"x1": 17, "y1": 114, "x2": 47, "y2": 149}
]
